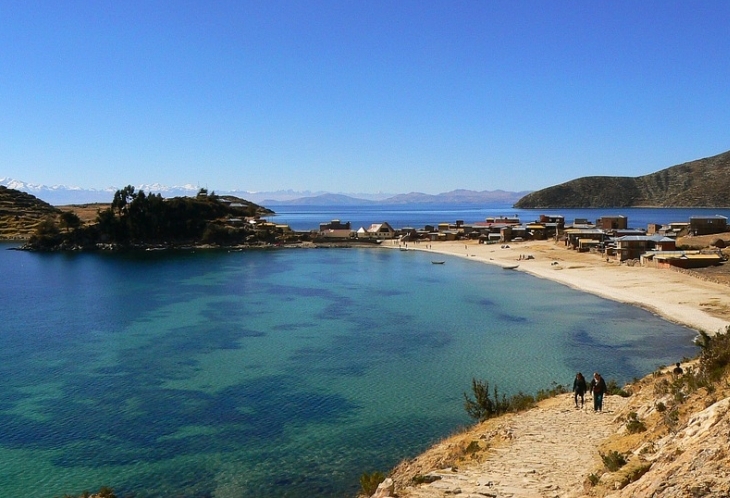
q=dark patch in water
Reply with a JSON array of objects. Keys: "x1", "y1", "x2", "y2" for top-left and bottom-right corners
[
  {"x1": 496, "y1": 313, "x2": 528, "y2": 323},
  {"x1": 474, "y1": 297, "x2": 497, "y2": 308}
]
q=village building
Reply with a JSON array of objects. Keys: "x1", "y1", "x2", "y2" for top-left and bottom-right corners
[
  {"x1": 689, "y1": 215, "x2": 728, "y2": 235},
  {"x1": 646, "y1": 251, "x2": 724, "y2": 269},
  {"x1": 612, "y1": 235, "x2": 676, "y2": 261},
  {"x1": 525, "y1": 222, "x2": 547, "y2": 240},
  {"x1": 597, "y1": 215, "x2": 628, "y2": 230},
  {"x1": 539, "y1": 214, "x2": 565, "y2": 226},
  {"x1": 319, "y1": 219, "x2": 353, "y2": 238},
  {"x1": 567, "y1": 220, "x2": 596, "y2": 231},
  {"x1": 356, "y1": 222, "x2": 396, "y2": 239},
  {"x1": 564, "y1": 228, "x2": 606, "y2": 249},
  {"x1": 484, "y1": 216, "x2": 521, "y2": 225}
]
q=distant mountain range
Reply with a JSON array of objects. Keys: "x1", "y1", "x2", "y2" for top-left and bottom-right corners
[
  {"x1": 262, "y1": 189, "x2": 530, "y2": 206},
  {"x1": 514, "y1": 149, "x2": 730, "y2": 208},
  {"x1": 8, "y1": 146, "x2": 730, "y2": 209},
  {"x1": 0, "y1": 178, "x2": 530, "y2": 207}
]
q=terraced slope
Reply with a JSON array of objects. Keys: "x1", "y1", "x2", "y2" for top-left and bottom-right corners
[{"x1": 0, "y1": 186, "x2": 60, "y2": 240}]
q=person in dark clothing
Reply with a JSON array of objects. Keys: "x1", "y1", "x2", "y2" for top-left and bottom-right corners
[
  {"x1": 590, "y1": 372, "x2": 607, "y2": 412},
  {"x1": 673, "y1": 362, "x2": 684, "y2": 377},
  {"x1": 573, "y1": 372, "x2": 587, "y2": 408}
]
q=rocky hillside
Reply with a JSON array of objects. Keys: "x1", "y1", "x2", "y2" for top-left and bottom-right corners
[
  {"x1": 0, "y1": 186, "x2": 60, "y2": 240},
  {"x1": 514, "y1": 149, "x2": 730, "y2": 208}
]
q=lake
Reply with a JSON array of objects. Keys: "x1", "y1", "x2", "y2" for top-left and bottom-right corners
[
  {"x1": 262, "y1": 204, "x2": 730, "y2": 232},
  {"x1": 0, "y1": 209, "x2": 702, "y2": 497}
]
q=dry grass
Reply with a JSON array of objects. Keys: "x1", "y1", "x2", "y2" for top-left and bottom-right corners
[
  {"x1": 0, "y1": 204, "x2": 109, "y2": 241},
  {"x1": 588, "y1": 363, "x2": 730, "y2": 496}
]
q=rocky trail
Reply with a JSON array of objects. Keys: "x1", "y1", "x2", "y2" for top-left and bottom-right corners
[{"x1": 385, "y1": 394, "x2": 630, "y2": 498}]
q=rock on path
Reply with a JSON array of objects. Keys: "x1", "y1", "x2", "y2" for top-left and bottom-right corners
[{"x1": 396, "y1": 394, "x2": 629, "y2": 498}]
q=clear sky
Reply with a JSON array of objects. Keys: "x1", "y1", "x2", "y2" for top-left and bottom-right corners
[{"x1": 2, "y1": 1, "x2": 729, "y2": 194}]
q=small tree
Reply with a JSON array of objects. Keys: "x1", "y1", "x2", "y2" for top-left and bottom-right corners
[
  {"x1": 59, "y1": 211, "x2": 82, "y2": 232},
  {"x1": 463, "y1": 378, "x2": 507, "y2": 421}
]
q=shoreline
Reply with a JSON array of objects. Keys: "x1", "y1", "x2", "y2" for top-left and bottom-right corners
[{"x1": 394, "y1": 239, "x2": 730, "y2": 335}]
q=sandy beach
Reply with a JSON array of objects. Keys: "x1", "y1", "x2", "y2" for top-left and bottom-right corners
[{"x1": 403, "y1": 239, "x2": 730, "y2": 335}]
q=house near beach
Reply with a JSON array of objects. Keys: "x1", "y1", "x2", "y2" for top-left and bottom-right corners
[
  {"x1": 612, "y1": 235, "x2": 676, "y2": 261},
  {"x1": 644, "y1": 251, "x2": 724, "y2": 269},
  {"x1": 356, "y1": 222, "x2": 396, "y2": 239},
  {"x1": 564, "y1": 228, "x2": 606, "y2": 249},
  {"x1": 319, "y1": 220, "x2": 353, "y2": 239}
]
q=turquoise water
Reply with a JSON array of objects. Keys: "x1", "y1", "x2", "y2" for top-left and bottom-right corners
[{"x1": 0, "y1": 244, "x2": 697, "y2": 497}]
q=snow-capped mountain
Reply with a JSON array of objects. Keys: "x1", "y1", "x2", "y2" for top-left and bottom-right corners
[
  {"x1": 0, "y1": 178, "x2": 206, "y2": 205},
  {"x1": 1, "y1": 178, "x2": 526, "y2": 206},
  {"x1": 0, "y1": 178, "x2": 397, "y2": 205}
]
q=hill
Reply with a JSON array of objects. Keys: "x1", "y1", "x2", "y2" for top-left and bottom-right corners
[
  {"x1": 514, "y1": 149, "x2": 730, "y2": 208},
  {"x1": 0, "y1": 186, "x2": 61, "y2": 240}
]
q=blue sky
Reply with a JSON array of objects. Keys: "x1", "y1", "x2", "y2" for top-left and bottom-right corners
[{"x1": 2, "y1": 1, "x2": 729, "y2": 194}]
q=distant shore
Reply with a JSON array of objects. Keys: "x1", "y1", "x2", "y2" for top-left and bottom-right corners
[{"x1": 392, "y1": 239, "x2": 730, "y2": 335}]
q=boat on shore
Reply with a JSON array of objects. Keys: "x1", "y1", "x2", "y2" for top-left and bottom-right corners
[{"x1": 502, "y1": 264, "x2": 519, "y2": 270}]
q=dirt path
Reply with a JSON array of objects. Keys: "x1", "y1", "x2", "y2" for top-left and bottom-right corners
[{"x1": 395, "y1": 394, "x2": 629, "y2": 498}]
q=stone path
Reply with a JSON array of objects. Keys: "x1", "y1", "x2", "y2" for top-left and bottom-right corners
[{"x1": 398, "y1": 394, "x2": 629, "y2": 498}]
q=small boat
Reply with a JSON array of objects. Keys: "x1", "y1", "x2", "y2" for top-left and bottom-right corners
[
  {"x1": 431, "y1": 261, "x2": 445, "y2": 265},
  {"x1": 502, "y1": 264, "x2": 519, "y2": 270}
]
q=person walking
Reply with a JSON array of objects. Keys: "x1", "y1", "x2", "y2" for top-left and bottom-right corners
[
  {"x1": 590, "y1": 372, "x2": 607, "y2": 412},
  {"x1": 572, "y1": 372, "x2": 587, "y2": 408}
]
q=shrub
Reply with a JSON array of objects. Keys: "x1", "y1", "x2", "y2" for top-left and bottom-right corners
[
  {"x1": 626, "y1": 463, "x2": 652, "y2": 483},
  {"x1": 600, "y1": 451, "x2": 627, "y2": 472},
  {"x1": 697, "y1": 328, "x2": 730, "y2": 382},
  {"x1": 606, "y1": 379, "x2": 631, "y2": 397},
  {"x1": 359, "y1": 471, "x2": 385, "y2": 496},
  {"x1": 536, "y1": 382, "x2": 568, "y2": 401},
  {"x1": 508, "y1": 392, "x2": 536, "y2": 411},
  {"x1": 653, "y1": 378, "x2": 670, "y2": 395},
  {"x1": 587, "y1": 473, "x2": 600, "y2": 486},
  {"x1": 463, "y1": 379, "x2": 508, "y2": 421},
  {"x1": 464, "y1": 440, "x2": 481, "y2": 454},
  {"x1": 655, "y1": 401, "x2": 666, "y2": 412},
  {"x1": 625, "y1": 412, "x2": 647, "y2": 434},
  {"x1": 464, "y1": 379, "x2": 545, "y2": 421}
]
